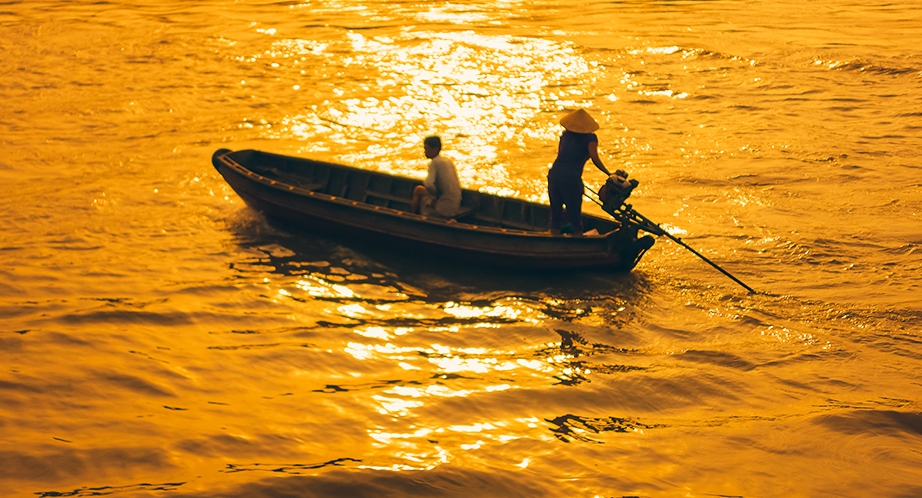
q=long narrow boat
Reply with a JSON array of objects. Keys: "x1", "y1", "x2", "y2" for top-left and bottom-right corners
[{"x1": 212, "y1": 149, "x2": 655, "y2": 271}]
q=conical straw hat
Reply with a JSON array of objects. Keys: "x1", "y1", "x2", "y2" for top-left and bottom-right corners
[{"x1": 559, "y1": 108, "x2": 599, "y2": 134}]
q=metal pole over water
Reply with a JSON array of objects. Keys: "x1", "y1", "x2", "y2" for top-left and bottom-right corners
[{"x1": 584, "y1": 187, "x2": 756, "y2": 294}]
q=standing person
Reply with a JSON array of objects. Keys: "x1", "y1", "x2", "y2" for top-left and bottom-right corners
[
  {"x1": 411, "y1": 135, "x2": 463, "y2": 218},
  {"x1": 547, "y1": 109, "x2": 612, "y2": 236}
]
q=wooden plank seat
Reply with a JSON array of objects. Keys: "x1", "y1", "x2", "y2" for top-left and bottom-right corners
[
  {"x1": 363, "y1": 191, "x2": 410, "y2": 204},
  {"x1": 468, "y1": 215, "x2": 538, "y2": 231},
  {"x1": 452, "y1": 206, "x2": 477, "y2": 220},
  {"x1": 262, "y1": 168, "x2": 325, "y2": 191}
]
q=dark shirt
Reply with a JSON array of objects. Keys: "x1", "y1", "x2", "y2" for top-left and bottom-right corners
[{"x1": 547, "y1": 131, "x2": 598, "y2": 185}]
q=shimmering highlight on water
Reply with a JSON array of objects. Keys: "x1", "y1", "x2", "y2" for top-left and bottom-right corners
[{"x1": 2, "y1": 0, "x2": 922, "y2": 497}]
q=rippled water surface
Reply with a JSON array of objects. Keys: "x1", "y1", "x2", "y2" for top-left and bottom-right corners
[{"x1": 2, "y1": 1, "x2": 921, "y2": 497}]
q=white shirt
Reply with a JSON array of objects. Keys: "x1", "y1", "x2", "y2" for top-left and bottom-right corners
[{"x1": 423, "y1": 155, "x2": 463, "y2": 217}]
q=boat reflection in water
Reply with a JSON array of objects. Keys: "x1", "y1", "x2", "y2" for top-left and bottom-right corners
[{"x1": 202, "y1": 206, "x2": 660, "y2": 491}]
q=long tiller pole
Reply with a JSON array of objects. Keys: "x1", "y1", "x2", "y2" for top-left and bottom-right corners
[{"x1": 584, "y1": 187, "x2": 756, "y2": 294}]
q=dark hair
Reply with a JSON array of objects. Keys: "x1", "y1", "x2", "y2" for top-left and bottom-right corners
[{"x1": 424, "y1": 135, "x2": 442, "y2": 149}]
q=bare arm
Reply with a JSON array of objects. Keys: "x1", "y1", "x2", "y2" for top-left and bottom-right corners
[
  {"x1": 587, "y1": 141, "x2": 611, "y2": 176},
  {"x1": 423, "y1": 161, "x2": 437, "y2": 195}
]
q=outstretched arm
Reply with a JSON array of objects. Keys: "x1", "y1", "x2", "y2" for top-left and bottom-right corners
[{"x1": 587, "y1": 141, "x2": 611, "y2": 176}]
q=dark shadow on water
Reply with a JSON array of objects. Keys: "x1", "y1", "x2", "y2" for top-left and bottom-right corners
[
  {"x1": 168, "y1": 467, "x2": 558, "y2": 498},
  {"x1": 545, "y1": 413, "x2": 663, "y2": 444},
  {"x1": 36, "y1": 482, "x2": 185, "y2": 498},
  {"x1": 224, "y1": 457, "x2": 362, "y2": 475},
  {"x1": 222, "y1": 209, "x2": 656, "y2": 305}
]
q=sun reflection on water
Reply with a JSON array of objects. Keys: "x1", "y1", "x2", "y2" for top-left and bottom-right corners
[
  {"x1": 250, "y1": 24, "x2": 596, "y2": 192},
  {"x1": 443, "y1": 301, "x2": 538, "y2": 323},
  {"x1": 295, "y1": 277, "x2": 356, "y2": 298},
  {"x1": 222, "y1": 222, "x2": 650, "y2": 475}
]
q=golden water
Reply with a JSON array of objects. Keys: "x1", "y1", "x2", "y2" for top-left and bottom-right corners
[{"x1": 2, "y1": 1, "x2": 921, "y2": 496}]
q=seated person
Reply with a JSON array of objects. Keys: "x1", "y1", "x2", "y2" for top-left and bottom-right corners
[{"x1": 411, "y1": 135, "x2": 463, "y2": 218}]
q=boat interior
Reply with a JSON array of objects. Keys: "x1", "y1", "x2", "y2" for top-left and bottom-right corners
[{"x1": 230, "y1": 150, "x2": 620, "y2": 235}]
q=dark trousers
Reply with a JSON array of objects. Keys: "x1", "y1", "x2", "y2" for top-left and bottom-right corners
[{"x1": 548, "y1": 179, "x2": 583, "y2": 233}]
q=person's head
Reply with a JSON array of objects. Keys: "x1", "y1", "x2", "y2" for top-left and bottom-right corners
[
  {"x1": 423, "y1": 135, "x2": 442, "y2": 159},
  {"x1": 560, "y1": 108, "x2": 599, "y2": 134}
]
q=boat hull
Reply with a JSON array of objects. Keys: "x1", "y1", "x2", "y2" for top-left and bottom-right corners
[{"x1": 212, "y1": 149, "x2": 653, "y2": 271}]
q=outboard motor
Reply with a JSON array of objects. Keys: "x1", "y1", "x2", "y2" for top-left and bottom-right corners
[
  {"x1": 596, "y1": 169, "x2": 656, "y2": 270},
  {"x1": 598, "y1": 169, "x2": 639, "y2": 215}
]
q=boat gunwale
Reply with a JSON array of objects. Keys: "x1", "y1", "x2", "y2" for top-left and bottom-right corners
[{"x1": 217, "y1": 150, "x2": 622, "y2": 242}]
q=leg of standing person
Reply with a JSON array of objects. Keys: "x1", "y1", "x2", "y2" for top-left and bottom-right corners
[
  {"x1": 561, "y1": 182, "x2": 584, "y2": 236},
  {"x1": 548, "y1": 178, "x2": 564, "y2": 235}
]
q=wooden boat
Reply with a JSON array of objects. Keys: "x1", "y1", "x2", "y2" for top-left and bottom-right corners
[{"x1": 212, "y1": 149, "x2": 655, "y2": 271}]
